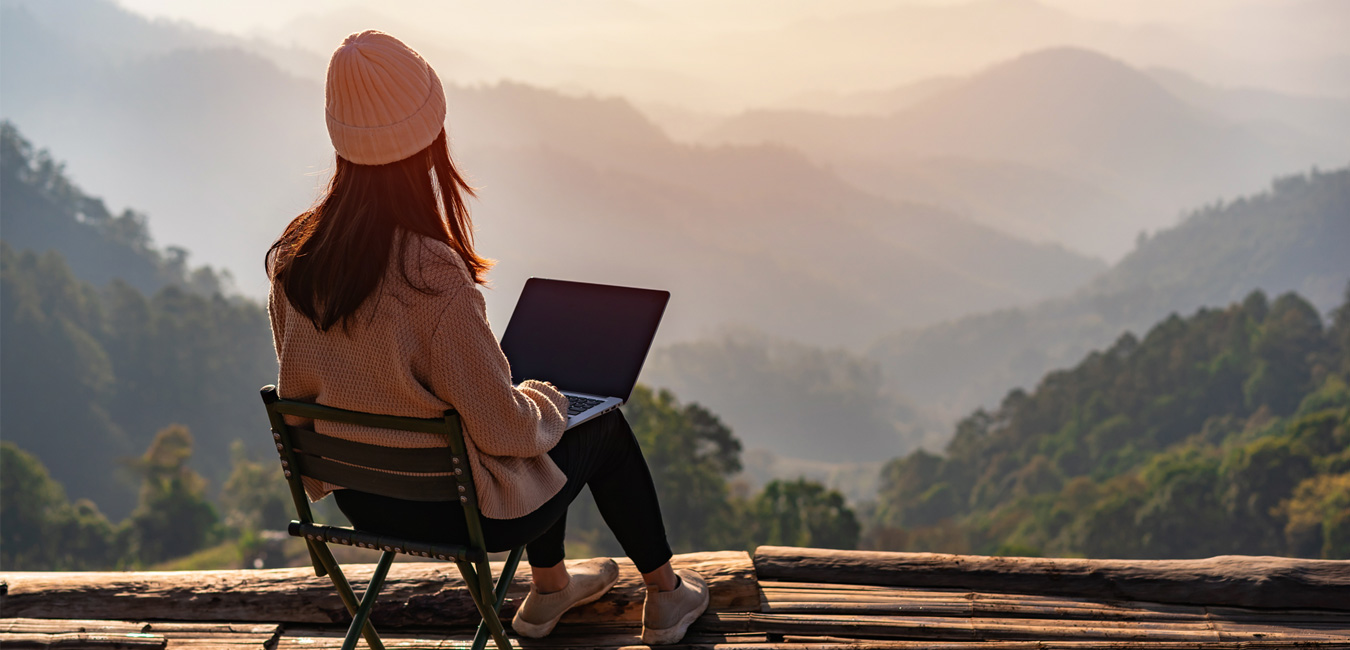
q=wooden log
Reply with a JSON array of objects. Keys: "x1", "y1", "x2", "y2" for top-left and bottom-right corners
[
  {"x1": 0, "y1": 551, "x2": 755, "y2": 628},
  {"x1": 754, "y1": 546, "x2": 1350, "y2": 611}
]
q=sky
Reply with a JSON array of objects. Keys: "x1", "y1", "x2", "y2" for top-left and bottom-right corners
[
  {"x1": 110, "y1": 0, "x2": 1350, "y2": 112},
  {"x1": 112, "y1": 0, "x2": 1280, "y2": 34}
]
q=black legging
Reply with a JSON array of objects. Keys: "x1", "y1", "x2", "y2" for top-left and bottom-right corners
[{"x1": 333, "y1": 410, "x2": 674, "y2": 574}]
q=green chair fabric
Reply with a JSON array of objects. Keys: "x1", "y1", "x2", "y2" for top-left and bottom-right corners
[{"x1": 260, "y1": 385, "x2": 522, "y2": 650}]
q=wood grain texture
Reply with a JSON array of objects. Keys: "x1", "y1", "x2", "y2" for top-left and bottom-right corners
[
  {"x1": 0, "y1": 551, "x2": 755, "y2": 628},
  {"x1": 0, "y1": 633, "x2": 166, "y2": 649},
  {"x1": 753, "y1": 546, "x2": 1350, "y2": 611},
  {"x1": 757, "y1": 581, "x2": 1350, "y2": 630}
]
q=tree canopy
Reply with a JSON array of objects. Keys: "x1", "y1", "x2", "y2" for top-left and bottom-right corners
[{"x1": 871, "y1": 287, "x2": 1350, "y2": 559}]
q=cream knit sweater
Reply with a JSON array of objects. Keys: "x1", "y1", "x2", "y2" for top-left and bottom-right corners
[{"x1": 268, "y1": 234, "x2": 570, "y2": 519}]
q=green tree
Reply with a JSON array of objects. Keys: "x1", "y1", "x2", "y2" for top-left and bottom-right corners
[
  {"x1": 1245, "y1": 293, "x2": 1326, "y2": 414},
  {"x1": 1329, "y1": 282, "x2": 1350, "y2": 378},
  {"x1": 1280, "y1": 473, "x2": 1350, "y2": 558},
  {"x1": 747, "y1": 478, "x2": 860, "y2": 549},
  {"x1": 126, "y1": 425, "x2": 221, "y2": 564},
  {"x1": 1220, "y1": 435, "x2": 1315, "y2": 552},
  {"x1": 1, "y1": 442, "x2": 124, "y2": 570},
  {"x1": 624, "y1": 386, "x2": 744, "y2": 552},
  {"x1": 874, "y1": 449, "x2": 954, "y2": 528},
  {"x1": 220, "y1": 440, "x2": 292, "y2": 534}
]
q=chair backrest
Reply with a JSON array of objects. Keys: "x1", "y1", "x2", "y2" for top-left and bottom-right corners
[
  {"x1": 259, "y1": 385, "x2": 482, "y2": 526},
  {"x1": 260, "y1": 386, "x2": 521, "y2": 650}
]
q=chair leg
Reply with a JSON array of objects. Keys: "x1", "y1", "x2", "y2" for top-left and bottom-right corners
[
  {"x1": 303, "y1": 537, "x2": 330, "y2": 577},
  {"x1": 457, "y1": 560, "x2": 512, "y2": 650},
  {"x1": 341, "y1": 551, "x2": 396, "y2": 650},
  {"x1": 472, "y1": 547, "x2": 524, "y2": 650},
  {"x1": 312, "y1": 542, "x2": 385, "y2": 650}
]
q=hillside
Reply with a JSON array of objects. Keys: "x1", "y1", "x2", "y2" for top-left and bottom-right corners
[
  {"x1": 871, "y1": 166, "x2": 1350, "y2": 423},
  {"x1": 0, "y1": 122, "x2": 228, "y2": 295},
  {"x1": 1, "y1": 121, "x2": 868, "y2": 568},
  {"x1": 0, "y1": 125, "x2": 276, "y2": 519},
  {"x1": 0, "y1": 0, "x2": 1105, "y2": 347},
  {"x1": 871, "y1": 288, "x2": 1350, "y2": 559}
]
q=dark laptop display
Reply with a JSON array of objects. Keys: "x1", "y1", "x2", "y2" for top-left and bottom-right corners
[{"x1": 500, "y1": 278, "x2": 669, "y2": 405}]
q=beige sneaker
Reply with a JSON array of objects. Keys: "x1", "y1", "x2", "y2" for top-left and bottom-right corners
[
  {"x1": 640, "y1": 569, "x2": 710, "y2": 645},
  {"x1": 510, "y1": 557, "x2": 620, "y2": 638}
]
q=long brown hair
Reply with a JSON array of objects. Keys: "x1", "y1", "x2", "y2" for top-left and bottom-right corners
[{"x1": 267, "y1": 129, "x2": 491, "y2": 332}]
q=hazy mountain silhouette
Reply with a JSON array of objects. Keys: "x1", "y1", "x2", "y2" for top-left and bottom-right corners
[
  {"x1": 1145, "y1": 67, "x2": 1350, "y2": 158},
  {"x1": 1, "y1": 0, "x2": 1105, "y2": 348},
  {"x1": 744, "y1": 0, "x2": 1349, "y2": 104},
  {"x1": 870, "y1": 166, "x2": 1350, "y2": 423},
  {"x1": 0, "y1": 1, "x2": 330, "y2": 297},
  {"x1": 704, "y1": 48, "x2": 1346, "y2": 260},
  {"x1": 640, "y1": 327, "x2": 944, "y2": 464},
  {"x1": 0, "y1": 121, "x2": 227, "y2": 296},
  {"x1": 771, "y1": 77, "x2": 961, "y2": 116}
]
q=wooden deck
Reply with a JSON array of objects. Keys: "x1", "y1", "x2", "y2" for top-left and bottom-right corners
[{"x1": 3, "y1": 546, "x2": 1348, "y2": 649}]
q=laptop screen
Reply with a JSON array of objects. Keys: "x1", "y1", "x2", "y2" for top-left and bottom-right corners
[{"x1": 500, "y1": 278, "x2": 669, "y2": 401}]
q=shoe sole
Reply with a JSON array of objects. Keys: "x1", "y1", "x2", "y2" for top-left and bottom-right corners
[
  {"x1": 640, "y1": 587, "x2": 710, "y2": 645},
  {"x1": 511, "y1": 572, "x2": 620, "y2": 638}
]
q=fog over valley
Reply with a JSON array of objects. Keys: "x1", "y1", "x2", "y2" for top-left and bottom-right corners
[{"x1": 2, "y1": 0, "x2": 1347, "y2": 503}]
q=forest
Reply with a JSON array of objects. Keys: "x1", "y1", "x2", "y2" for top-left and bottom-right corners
[
  {"x1": 0, "y1": 122, "x2": 858, "y2": 570},
  {"x1": 871, "y1": 288, "x2": 1350, "y2": 559},
  {"x1": 2, "y1": 115, "x2": 1347, "y2": 569}
]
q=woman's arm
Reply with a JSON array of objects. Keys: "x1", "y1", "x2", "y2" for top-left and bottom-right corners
[{"x1": 427, "y1": 284, "x2": 569, "y2": 458}]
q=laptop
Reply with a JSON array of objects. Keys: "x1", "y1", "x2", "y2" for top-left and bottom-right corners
[{"x1": 500, "y1": 278, "x2": 670, "y2": 428}]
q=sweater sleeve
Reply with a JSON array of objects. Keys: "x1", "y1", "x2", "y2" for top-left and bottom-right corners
[
  {"x1": 427, "y1": 284, "x2": 569, "y2": 458},
  {"x1": 267, "y1": 283, "x2": 287, "y2": 363}
]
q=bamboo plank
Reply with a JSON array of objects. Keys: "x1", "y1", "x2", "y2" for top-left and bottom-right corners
[
  {"x1": 703, "y1": 611, "x2": 1350, "y2": 644},
  {"x1": 165, "y1": 641, "x2": 274, "y2": 649},
  {"x1": 1, "y1": 620, "x2": 149, "y2": 635},
  {"x1": 0, "y1": 551, "x2": 755, "y2": 627},
  {"x1": 0, "y1": 632, "x2": 166, "y2": 648},
  {"x1": 777, "y1": 639, "x2": 1350, "y2": 649},
  {"x1": 760, "y1": 583, "x2": 1350, "y2": 629},
  {"x1": 759, "y1": 588, "x2": 1350, "y2": 625},
  {"x1": 145, "y1": 623, "x2": 280, "y2": 635},
  {"x1": 754, "y1": 547, "x2": 1350, "y2": 611}
]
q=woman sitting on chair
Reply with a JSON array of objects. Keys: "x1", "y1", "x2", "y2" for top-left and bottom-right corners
[{"x1": 265, "y1": 30, "x2": 708, "y2": 645}]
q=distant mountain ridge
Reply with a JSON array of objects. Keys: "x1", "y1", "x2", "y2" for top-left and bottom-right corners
[
  {"x1": 0, "y1": 122, "x2": 227, "y2": 296},
  {"x1": 703, "y1": 48, "x2": 1347, "y2": 260},
  {"x1": 871, "y1": 166, "x2": 1350, "y2": 423},
  {"x1": 1, "y1": 0, "x2": 1106, "y2": 348}
]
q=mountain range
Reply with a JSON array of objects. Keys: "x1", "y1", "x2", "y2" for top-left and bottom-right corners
[
  {"x1": 2, "y1": 0, "x2": 1345, "y2": 485},
  {"x1": 700, "y1": 47, "x2": 1350, "y2": 260},
  {"x1": 1, "y1": 0, "x2": 1106, "y2": 348},
  {"x1": 871, "y1": 167, "x2": 1350, "y2": 422}
]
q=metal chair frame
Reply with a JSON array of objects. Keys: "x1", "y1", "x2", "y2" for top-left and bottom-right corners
[{"x1": 261, "y1": 385, "x2": 520, "y2": 650}]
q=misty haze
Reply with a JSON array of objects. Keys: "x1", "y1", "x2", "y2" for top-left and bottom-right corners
[{"x1": 2, "y1": 0, "x2": 1348, "y2": 573}]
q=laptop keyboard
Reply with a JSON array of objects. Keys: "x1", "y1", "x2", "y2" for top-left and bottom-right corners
[{"x1": 567, "y1": 395, "x2": 605, "y2": 416}]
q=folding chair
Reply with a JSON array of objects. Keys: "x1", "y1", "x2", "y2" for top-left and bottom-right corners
[{"x1": 260, "y1": 385, "x2": 522, "y2": 650}]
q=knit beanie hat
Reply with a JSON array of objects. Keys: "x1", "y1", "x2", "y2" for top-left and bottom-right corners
[{"x1": 325, "y1": 30, "x2": 446, "y2": 166}]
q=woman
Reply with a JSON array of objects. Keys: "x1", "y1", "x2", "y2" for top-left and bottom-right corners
[{"x1": 266, "y1": 30, "x2": 708, "y2": 644}]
